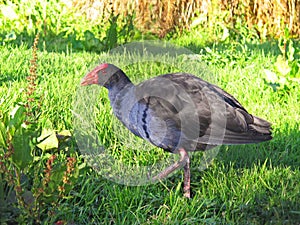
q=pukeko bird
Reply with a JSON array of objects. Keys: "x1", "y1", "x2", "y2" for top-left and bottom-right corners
[{"x1": 81, "y1": 63, "x2": 272, "y2": 198}]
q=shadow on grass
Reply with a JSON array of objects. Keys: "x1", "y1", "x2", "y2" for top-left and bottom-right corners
[
  {"x1": 0, "y1": 73, "x2": 16, "y2": 84},
  {"x1": 184, "y1": 123, "x2": 300, "y2": 223},
  {"x1": 181, "y1": 38, "x2": 300, "y2": 66}
]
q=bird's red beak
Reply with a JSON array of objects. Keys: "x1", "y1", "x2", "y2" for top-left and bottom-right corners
[
  {"x1": 81, "y1": 70, "x2": 98, "y2": 86},
  {"x1": 81, "y1": 64, "x2": 109, "y2": 86}
]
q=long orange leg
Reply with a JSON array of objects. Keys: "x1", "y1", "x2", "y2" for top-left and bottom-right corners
[{"x1": 151, "y1": 148, "x2": 191, "y2": 198}]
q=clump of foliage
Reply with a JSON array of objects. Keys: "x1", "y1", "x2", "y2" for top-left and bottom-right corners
[
  {"x1": 0, "y1": 0, "x2": 136, "y2": 52},
  {"x1": 263, "y1": 28, "x2": 300, "y2": 97},
  {"x1": 0, "y1": 34, "x2": 82, "y2": 224}
]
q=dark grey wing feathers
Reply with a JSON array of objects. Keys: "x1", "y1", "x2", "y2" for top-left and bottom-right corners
[
  {"x1": 112, "y1": 72, "x2": 272, "y2": 152},
  {"x1": 140, "y1": 73, "x2": 271, "y2": 148}
]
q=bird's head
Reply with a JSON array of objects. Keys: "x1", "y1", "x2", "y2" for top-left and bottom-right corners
[{"x1": 81, "y1": 63, "x2": 121, "y2": 87}]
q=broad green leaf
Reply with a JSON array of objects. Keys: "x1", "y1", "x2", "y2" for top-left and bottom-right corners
[
  {"x1": 37, "y1": 129, "x2": 58, "y2": 151},
  {"x1": 264, "y1": 69, "x2": 278, "y2": 83},
  {"x1": 9, "y1": 105, "x2": 26, "y2": 135},
  {"x1": 49, "y1": 164, "x2": 66, "y2": 191},
  {"x1": 221, "y1": 26, "x2": 230, "y2": 41},
  {"x1": 278, "y1": 76, "x2": 287, "y2": 86},
  {"x1": 56, "y1": 130, "x2": 71, "y2": 142},
  {"x1": 275, "y1": 55, "x2": 291, "y2": 76},
  {"x1": 22, "y1": 190, "x2": 34, "y2": 206},
  {"x1": 0, "y1": 121, "x2": 7, "y2": 147},
  {"x1": 12, "y1": 127, "x2": 34, "y2": 170}
]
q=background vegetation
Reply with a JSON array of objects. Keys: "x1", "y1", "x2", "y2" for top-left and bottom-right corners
[
  {"x1": 71, "y1": 0, "x2": 300, "y2": 38},
  {"x1": 0, "y1": 0, "x2": 299, "y2": 224}
]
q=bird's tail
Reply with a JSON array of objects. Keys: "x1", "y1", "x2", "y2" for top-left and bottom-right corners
[
  {"x1": 247, "y1": 116, "x2": 272, "y2": 142},
  {"x1": 218, "y1": 116, "x2": 273, "y2": 145}
]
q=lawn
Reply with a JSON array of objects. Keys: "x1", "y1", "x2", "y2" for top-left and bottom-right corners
[{"x1": 1, "y1": 29, "x2": 300, "y2": 225}]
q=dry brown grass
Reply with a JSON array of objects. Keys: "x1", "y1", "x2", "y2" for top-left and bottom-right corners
[
  {"x1": 68, "y1": 0, "x2": 299, "y2": 38},
  {"x1": 219, "y1": 0, "x2": 300, "y2": 38}
]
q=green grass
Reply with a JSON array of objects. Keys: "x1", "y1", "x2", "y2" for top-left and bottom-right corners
[{"x1": 0, "y1": 36, "x2": 300, "y2": 224}]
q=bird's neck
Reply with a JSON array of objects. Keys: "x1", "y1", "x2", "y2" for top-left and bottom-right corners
[{"x1": 107, "y1": 70, "x2": 134, "y2": 104}]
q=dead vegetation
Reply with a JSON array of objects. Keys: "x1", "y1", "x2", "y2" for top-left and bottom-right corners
[{"x1": 67, "y1": 0, "x2": 299, "y2": 38}]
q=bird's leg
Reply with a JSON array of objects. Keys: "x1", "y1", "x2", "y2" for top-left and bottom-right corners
[
  {"x1": 183, "y1": 154, "x2": 191, "y2": 198},
  {"x1": 151, "y1": 148, "x2": 191, "y2": 198}
]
